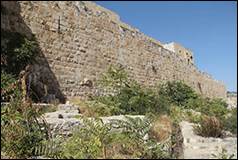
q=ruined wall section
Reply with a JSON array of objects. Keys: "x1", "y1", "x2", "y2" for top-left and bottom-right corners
[{"x1": 1, "y1": 1, "x2": 226, "y2": 99}]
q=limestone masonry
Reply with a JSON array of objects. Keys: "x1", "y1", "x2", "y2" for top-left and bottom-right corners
[{"x1": 1, "y1": 1, "x2": 226, "y2": 102}]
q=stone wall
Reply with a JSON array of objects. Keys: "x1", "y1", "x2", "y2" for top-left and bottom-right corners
[
  {"x1": 163, "y1": 42, "x2": 194, "y2": 65},
  {"x1": 1, "y1": 1, "x2": 227, "y2": 101}
]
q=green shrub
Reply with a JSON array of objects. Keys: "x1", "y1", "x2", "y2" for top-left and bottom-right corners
[
  {"x1": 33, "y1": 135, "x2": 65, "y2": 159},
  {"x1": 184, "y1": 109, "x2": 202, "y2": 124},
  {"x1": 1, "y1": 96, "x2": 49, "y2": 158},
  {"x1": 94, "y1": 66, "x2": 170, "y2": 116},
  {"x1": 55, "y1": 116, "x2": 171, "y2": 159},
  {"x1": 86, "y1": 99, "x2": 122, "y2": 117},
  {"x1": 1, "y1": 30, "x2": 38, "y2": 75},
  {"x1": 1, "y1": 71, "x2": 19, "y2": 102},
  {"x1": 206, "y1": 98, "x2": 228, "y2": 119},
  {"x1": 113, "y1": 83, "x2": 165, "y2": 115},
  {"x1": 158, "y1": 81, "x2": 198, "y2": 107},
  {"x1": 169, "y1": 105, "x2": 186, "y2": 123},
  {"x1": 169, "y1": 107, "x2": 203, "y2": 124},
  {"x1": 223, "y1": 108, "x2": 237, "y2": 134},
  {"x1": 97, "y1": 65, "x2": 129, "y2": 92},
  {"x1": 185, "y1": 95, "x2": 229, "y2": 122},
  {"x1": 111, "y1": 116, "x2": 171, "y2": 159},
  {"x1": 61, "y1": 118, "x2": 112, "y2": 159},
  {"x1": 185, "y1": 96, "x2": 208, "y2": 110},
  {"x1": 193, "y1": 115, "x2": 223, "y2": 138}
]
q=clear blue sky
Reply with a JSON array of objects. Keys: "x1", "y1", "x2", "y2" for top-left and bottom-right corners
[{"x1": 95, "y1": 1, "x2": 237, "y2": 92}]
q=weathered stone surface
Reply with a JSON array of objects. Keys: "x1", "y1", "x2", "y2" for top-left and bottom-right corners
[
  {"x1": 180, "y1": 121, "x2": 237, "y2": 159},
  {"x1": 226, "y1": 92, "x2": 237, "y2": 109},
  {"x1": 1, "y1": 1, "x2": 226, "y2": 101},
  {"x1": 42, "y1": 103, "x2": 146, "y2": 136}
]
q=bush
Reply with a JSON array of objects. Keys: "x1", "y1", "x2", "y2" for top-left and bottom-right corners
[
  {"x1": 223, "y1": 108, "x2": 237, "y2": 134},
  {"x1": 184, "y1": 109, "x2": 202, "y2": 124},
  {"x1": 184, "y1": 96, "x2": 207, "y2": 110},
  {"x1": 112, "y1": 83, "x2": 166, "y2": 115},
  {"x1": 69, "y1": 97, "x2": 121, "y2": 117},
  {"x1": 109, "y1": 116, "x2": 171, "y2": 159},
  {"x1": 97, "y1": 65, "x2": 130, "y2": 92},
  {"x1": 168, "y1": 105, "x2": 186, "y2": 123},
  {"x1": 193, "y1": 115, "x2": 223, "y2": 138},
  {"x1": 186, "y1": 97, "x2": 228, "y2": 120},
  {"x1": 158, "y1": 81, "x2": 198, "y2": 107},
  {"x1": 206, "y1": 98, "x2": 228, "y2": 119},
  {"x1": 87, "y1": 100, "x2": 122, "y2": 117},
  {"x1": 94, "y1": 66, "x2": 170, "y2": 116},
  {"x1": 55, "y1": 116, "x2": 171, "y2": 159},
  {"x1": 61, "y1": 118, "x2": 112, "y2": 159},
  {"x1": 1, "y1": 71, "x2": 19, "y2": 102},
  {"x1": 1, "y1": 96, "x2": 49, "y2": 158},
  {"x1": 1, "y1": 30, "x2": 38, "y2": 75}
]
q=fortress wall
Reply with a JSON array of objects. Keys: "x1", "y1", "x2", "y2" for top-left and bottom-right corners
[{"x1": 1, "y1": 1, "x2": 226, "y2": 100}]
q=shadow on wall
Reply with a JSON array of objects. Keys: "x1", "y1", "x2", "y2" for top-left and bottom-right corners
[{"x1": 1, "y1": 1, "x2": 66, "y2": 103}]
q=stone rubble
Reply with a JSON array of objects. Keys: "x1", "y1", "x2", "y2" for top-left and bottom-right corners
[{"x1": 42, "y1": 103, "x2": 146, "y2": 137}]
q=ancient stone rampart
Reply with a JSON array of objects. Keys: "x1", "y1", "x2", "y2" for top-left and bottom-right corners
[{"x1": 1, "y1": 1, "x2": 226, "y2": 101}]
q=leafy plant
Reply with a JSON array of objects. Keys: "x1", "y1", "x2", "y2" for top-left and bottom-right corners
[
  {"x1": 185, "y1": 96, "x2": 228, "y2": 120},
  {"x1": 61, "y1": 118, "x2": 112, "y2": 159},
  {"x1": 185, "y1": 96, "x2": 208, "y2": 110},
  {"x1": 1, "y1": 96, "x2": 49, "y2": 158},
  {"x1": 94, "y1": 65, "x2": 171, "y2": 116},
  {"x1": 223, "y1": 108, "x2": 237, "y2": 134},
  {"x1": 205, "y1": 98, "x2": 228, "y2": 120},
  {"x1": 49, "y1": 116, "x2": 171, "y2": 159},
  {"x1": 97, "y1": 65, "x2": 130, "y2": 92},
  {"x1": 168, "y1": 105, "x2": 186, "y2": 124},
  {"x1": 1, "y1": 71, "x2": 19, "y2": 102},
  {"x1": 111, "y1": 116, "x2": 171, "y2": 159},
  {"x1": 158, "y1": 81, "x2": 198, "y2": 107},
  {"x1": 33, "y1": 135, "x2": 66, "y2": 159},
  {"x1": 86, "y1": 100, "x2": 121, "y2": 117},
  {"x1": 111, "y1": 116, "x2": 151, "y2": 140},
  {"x1": 184, "y1": 109, "x2": 202, "y2": 124},
  {"x1": 1, "y1": 30, "x2": 38, "y2": 75}
]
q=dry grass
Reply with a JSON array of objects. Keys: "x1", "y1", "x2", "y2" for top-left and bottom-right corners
[
  {"x1": 193, "y1": 115, "x2": 223, "y2": 138},
  {"x1": 149, "y1": 115, "x2": 172, "y2": 142}
]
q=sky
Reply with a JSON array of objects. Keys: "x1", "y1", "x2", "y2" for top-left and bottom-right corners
[{"x1": 95, "y1": 1, "x2": 237, "y2": 92}]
